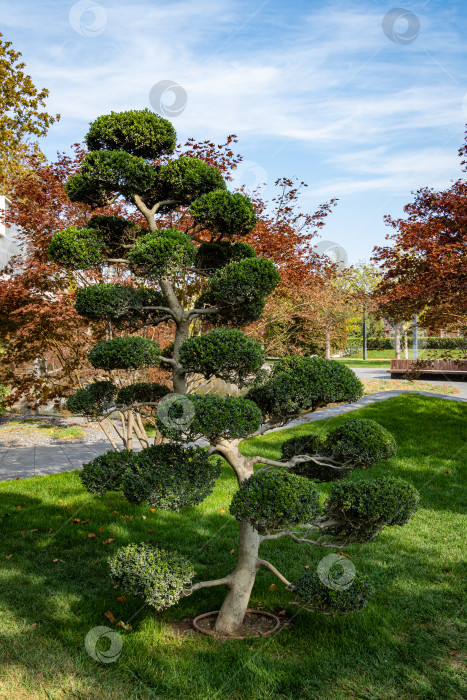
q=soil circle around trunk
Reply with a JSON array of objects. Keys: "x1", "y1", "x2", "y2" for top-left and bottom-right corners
[{"x1": 192, "y1": 609, "x2": 280, "y2": 639}]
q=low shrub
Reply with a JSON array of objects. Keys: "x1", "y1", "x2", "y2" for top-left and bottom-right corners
[
  {"x1": 80, "y1": 449, "x2": 134, "y2": 494},
  {"x1": 230, "y1": 470, "x2": 320, "y2": 533},
  {"x1": 109, "y1": 543, "x2": 194, "y2": 609},
  {"x1": 291, "y1": 570, "x2": 373, "y2": 616}
]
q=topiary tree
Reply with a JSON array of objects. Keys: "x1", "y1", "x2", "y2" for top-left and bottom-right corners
[
  {"x1": 51, "y1": 109, "x2": 419, "y2": 638},
  {"x1": 48, "y1": 108, "x2": 273, "y2": 396}
]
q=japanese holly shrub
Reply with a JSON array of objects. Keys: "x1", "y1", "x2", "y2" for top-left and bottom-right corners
[
  {"x1": 128, "y1": 228, "x2": 197, "y2": 278},
  {"x1": 88, "y1": 337, "x2": 161, "y2": 371},
  {"x1": 48, "y1": 226, "x2": 105, "y2": 269},
  {"x1": 115, "y1": 382, "x2": 170, "y2": 406},
  {"x1": 80, "y1": 449, "x2": 135, "y2": 495},
  {"x1": 230, "y1": 470, "x2": 320, "y2": 534},
  {"x1": 109, "y1": 543, "x2": 194, "y2": 609},
  {"x1": 323, "y1": 477, "x2": 420, "y2": 542},
  {"x1": 121, "y1": 444, "x2": 222, "y2": 509},
  {"x1": 178, "y1": 328, "x2": 265, "y2": 386},
  {"x1": 291, "y1": 570, "x2": 373, "y2": 616},
  {"x1": 66, "y1": 381, "x2": 117, "y2": 417},
  {"x1": 323, "y1": 418, "x2": 397, "y2": 466}
]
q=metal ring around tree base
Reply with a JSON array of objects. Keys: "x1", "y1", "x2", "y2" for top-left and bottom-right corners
[{"x1": 192, "y1": 609, "x2": 281, "y2": 639}]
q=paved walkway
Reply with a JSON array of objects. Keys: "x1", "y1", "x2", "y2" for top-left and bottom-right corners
[{"x1": 1, "y1": 383, "x2": 466, "y2": 482}]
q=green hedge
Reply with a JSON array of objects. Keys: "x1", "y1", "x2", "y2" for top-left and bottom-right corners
[{"x1": 347, "y1": 336, "x2": 466, "y2": 350}]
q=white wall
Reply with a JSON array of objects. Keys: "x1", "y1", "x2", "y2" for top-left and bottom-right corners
[{"x1": 0, "y1": 195, "x2": 22, "y2": 269}]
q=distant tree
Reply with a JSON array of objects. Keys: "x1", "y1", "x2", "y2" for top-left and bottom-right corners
[
  {"x1": 0, "y1": 33, "x2": 59, "y2": 191},
  {"x1": 373, "y1": 136, "x2": 467, "y2": 332}
]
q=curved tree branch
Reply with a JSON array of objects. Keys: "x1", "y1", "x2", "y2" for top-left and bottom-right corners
[{"x1": 256, "y1": 558, "x2": 291, "y2": 586}]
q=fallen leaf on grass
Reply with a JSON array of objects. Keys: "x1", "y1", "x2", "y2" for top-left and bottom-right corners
[
  {"x1": 142, "y1": 515, "x2": 146, "y2": 520},
  {"x1": 278, "y1": 610, "x2": 286, "y2": 616},
  {"x1": 304, "y1": 564, "x2": 310, "y2": 569},
  {"x1": 104, "y1": 611, "x2": 116, "y2": 624},
  {"x1": 149, "y1": 508, "x2": 156, "y2": 513},
  {"x1": 229, "y1": 549, "x2": 235, "y2": 555},
  {"x1": 6, "y1": 555, "x2": 13, "y2": 559},
  {"x1": 87, "y1": 533, "x2": 97, "y2": 538},
  {"x1": 116, "y1": 621, "x2": 132, "y2": 631},
  {"x1": 218, "y1": 509, "x2": 226, "y2": 515},
  {"x1": 52, "y1": 559, "x2": 65, "y2": 563},
  {"x1": 30, "y1": 529, "x2": 39, "y2": 533},
  {"x1": 269, "y1": 584, "x2": 278, "y2": 591},
  {"x1": 102, "y1": 538, "x2": 114, "y2": 545},
  {"x1": 148, "y1": 529, "x2": 156, "y2": 533},
  {"x1": 98, "y1": 526, "x2": 104, "y2": 533},
  {"x1": 72, "y1": 518, "x2": 81, "y2": 524},
  {"x1": 116, "y1": 595, "x2": 127, "y2": 603}
]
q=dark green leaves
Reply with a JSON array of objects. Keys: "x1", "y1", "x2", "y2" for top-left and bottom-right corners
[
  {"x1": 88, "y1": 337, "x2": 161, "y2": 371},
  {"x1": 200, "y1": 257, "x2": 280, "y2": 324},
  {"x1": 66, "y1": 381, "x2": 117, "y2": 417},
  {"x1": 247, "y1": 357, "x2": 364, "y2": 422},
  {"x1": 230, "y1": 470, "x2": 320, "y2": 534},
  {"x1": 323, "y1": 477, "x2": 420, "y2": 543},
  {"x1": 48, "y1": 226, "x2": 105, "y2": 269},
  {"x1": 75, "y1": 284, "x2": 168, "y2": 329},
  {"x1": 85, "y1": 109, "x2": 176, "y2": 158},
  {"x1": 128, "y1": 228, "x2": 196, "y2": 278},
  {"x1": 189, "y1": 189, "x2": 256, "y2": 238},
  {"x1": 109, "y1": 543, "x2": 194, "y2": 610},
  {"x1": 178, "y1": 328, "x2": 265, "y2": 386},
  {"x1": 291, "y1": 570, "x2": 373, "y2": 616}
]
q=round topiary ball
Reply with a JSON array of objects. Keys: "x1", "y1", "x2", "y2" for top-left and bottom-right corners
[
  {"x1": 88, "y1": 337, "x2": 161, "y2": 371},
  {"x1": 128, "y1": 228, "x2": 196, "y2": 278},
  {"x1": 109, "y1": 543, "x2": 194, "y2": 609},
  {"x1": 121, "y1": 444, "x2": 222, "y2": 510},
  {"x1": 116, "y1": 382, "x2": 170, "y2": 406},
  {"x1": 324, "y1": 477, "x2": 419, "y2": 543},
  {"x1": 157, "y1": 394, "x2": 263, "y2": 441},
  {"x1": 80, "y1": 449, "x2": 135, "y2": 495},
  {"x1": 85, "y1": 108, "x2": 177, "y2": 158},
  {"x1": 48, "y1": 226, "x2": 106, "y2": 269},
  {"x1": 291, "y1": 569, "x2": 373, "y2": 616},
  {"x1": 230, "y1": 470, "x2": 320, "y2": 534},
  {"x1": 189, "y1": 189, "x2": 257, "y2": 238},
  {"x1": 66, "y1": 381, "x2": 116, "y2": 417},
  {"x1": 178, "y1": 328, "x2": 265, "y2": 386},
  {"x1": 324, "y1": 418, "x2": 397, "y2": 466}
]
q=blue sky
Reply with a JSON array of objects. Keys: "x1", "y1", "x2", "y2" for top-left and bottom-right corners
[{"x1": 2, "y1": 0, "x2": 467, "y2": 262}]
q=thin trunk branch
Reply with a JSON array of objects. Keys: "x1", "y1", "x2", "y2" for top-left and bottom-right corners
[{"x1": 256, "y1": 559, "x2": 291, "y2": 586}]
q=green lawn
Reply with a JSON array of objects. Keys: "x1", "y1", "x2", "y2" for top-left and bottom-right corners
[
  {"x1": 334, "y1": 358, "x2": 391, "y2": 368},
  {"x1": 0, "y1": 395, "x2": 466, "y2": 699}
]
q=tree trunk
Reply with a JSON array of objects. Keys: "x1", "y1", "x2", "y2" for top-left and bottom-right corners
[
  {"x1": 325, "y1": 330, "x2": 331, "y2": 359},
  {"x1": 403, "y1": 331, "x2": 409, "y2": 360},
  {"x1": 394, "y1": 324, "x2": 401, "y2": 360},
  {"x1": 172, "y1": 319, "x2": 191, "y2": 394},
  {"x1": 214, "y1": 522, "x2": 261, "y2": 636}
]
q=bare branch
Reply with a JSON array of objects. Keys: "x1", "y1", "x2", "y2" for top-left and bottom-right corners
[
  {"x1": 256, "y1": 558, "x2": 291, "y2": 586},
  {"x1": 185, "y1": 575, "x2": 232, "y2": 594}
]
